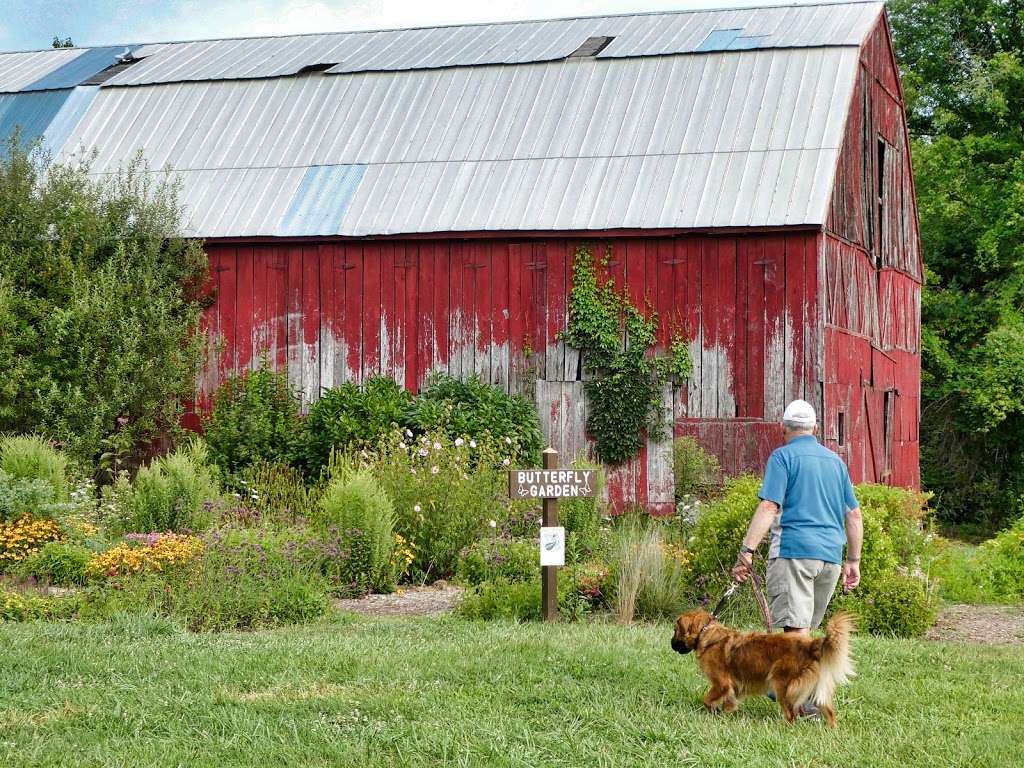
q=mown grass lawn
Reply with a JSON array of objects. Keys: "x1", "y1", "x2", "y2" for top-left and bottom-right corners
[{"x1": 0, "y1": 614, "x2": 1021, "y2": 768}]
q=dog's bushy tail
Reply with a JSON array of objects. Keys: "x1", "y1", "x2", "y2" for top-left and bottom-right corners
[{"x1": 811, "y1": 611, "x2": 856, "y2": 707}]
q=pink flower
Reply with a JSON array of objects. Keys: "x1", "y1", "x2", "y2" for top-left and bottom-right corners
[
  {"x1": 418, "y1": 447, "x2": 429, "y2": 457},
  {"x1": 502, "y1": 457, "x2": 511, "y2": 466},
  {"x1": 399, "y1": 441, "x2": 407, "y2": 449},
  {"x1": 432, "y1": 441, "x2": 442, "y2": 451},
  {"x1": 454, "y1": 437, "x2": 465, "y2": 447},
  {"x1": 414, "y1": 504, "x2": 422, "y2": 513}
]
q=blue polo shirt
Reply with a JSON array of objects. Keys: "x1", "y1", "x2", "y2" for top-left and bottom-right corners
[{"x1": 758, "y1": 435, "x2": 859, "y2": 564}]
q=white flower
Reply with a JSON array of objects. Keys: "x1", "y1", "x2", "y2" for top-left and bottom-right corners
[
  {"x1": 399, "y1": 441, "x2": 406, "y2": 449},
  {"x1": 505, "y1": 437, "x2": 512, "y2": 445},
  {"x1": 489, "y1": 520, "x2": 497, "y2": 528},
  {"x1": 463, "y1": 473, "x2": 469, "y2": 480},
  {"x1": 469, "y1": 439, "x2": 477, "y2": 448},
  {"x1": 431, "y1": 465, "x2": 440, "y2": 475},
  {"x1": 433, "y1": 441, "x2": 442, "y2": 451},
  {"x1": 414, "y1": 504, "x2": 422, "y2": 513},
  {"x1": 418, "y1": 447, "x2": 429, "y2": 457},
  {"x1": 502, "y1": 457, "x2": 511, "y2": 466},
  {"x1": 361, "y1": 449, "x2": 369, "y2": 458},
  {"x1": 406, "y1": 429, "x2": 414, "y2": 438},
  {"x1": 454, "y1": 437, "x2": 464, "y2": 447},
  {"x1": 410, "y1": 468, "x2": 417, "y2": 475}
]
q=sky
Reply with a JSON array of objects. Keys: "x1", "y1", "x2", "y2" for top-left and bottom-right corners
[{"x1": 1, "y1": 0, "x2": 834, "y2": 50}]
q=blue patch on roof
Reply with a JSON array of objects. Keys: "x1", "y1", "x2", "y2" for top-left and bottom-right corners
[
  {"x1": 727, "y1": 35, "x2": 769, "y2": 50},
  {"x1": 278, "y1": 164, "x2": 366, "y2": 237},
  {"x1": 23, "y1": 46, "x2": 138, "y2": 91},
  {"x1": 0, "y1": 90, "x2": 71, "y2": 155},
  {"x1": 695, "y1": 29, "x2": 742, "y2": 52},
  {"x1": 40, "y1": 86, "x2": 99, "y2": 156}
]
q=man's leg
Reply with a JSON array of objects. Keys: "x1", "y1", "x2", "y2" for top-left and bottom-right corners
[{"x1": 810, "y1": 562, "x2": 842, "y2": 629}]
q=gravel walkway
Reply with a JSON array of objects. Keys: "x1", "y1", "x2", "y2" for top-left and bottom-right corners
[
  {"x1": 334, "y1": 584, "x2": 464, "y2": 617},
  {"x1": 926, "y1": 603, "x2": 1024, "y2": 645}
]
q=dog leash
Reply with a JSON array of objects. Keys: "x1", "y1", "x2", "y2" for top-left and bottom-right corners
[{"x1": 708, "y1": 555, "x2": 774, "y2": 632}]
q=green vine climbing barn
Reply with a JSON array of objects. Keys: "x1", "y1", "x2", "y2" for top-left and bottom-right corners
[{"x1": 0, "y1": 1, "x2": 921, "y2": 511}]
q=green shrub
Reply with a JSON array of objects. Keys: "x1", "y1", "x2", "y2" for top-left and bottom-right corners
[
  {"x1": 832, "y1": 570, "x2": 938, "y2": 638},
  {"x1": 0, "y1": 145, "x2": 208, "y2": 468},
  {"x1": 203, "y1": 367, "x2": 302, "y2": 475},
  {"x1": 456, "y1": 538, "x2": 538, "y2": 585},
  {"x1": 607, "y1": 525, "x2": 689, "y2": 623},
  {"x1": 403, "y1": 374, "x2": 544, "y2": 464},
  {"x1": 0, "y1": 435, "x2": 69, "y2": 501},
  {"x1": 17, "y1": 541, "x2": 92, "y2": 586},
  {"x1": 299, "y1": 377, "x2": 411, "y2": 480},
  {"x1": 0, "y1": 587, "x2": 78, "y2": 621},
  {"x1": 559, "y1": 456, "x2": 605, "y2": 564},
  {"x1": 672, "y1": 436, "x2": 720, "y2": 501},
  {"x1": 936, "y1": 516, "x2": 1024, "y2": 603},
  {"x1": 317, "y1": 469, "x2": 396, "y2": 594},
  {"x1": 113, "y1": 441, "x2": 220, "y2": 533},
  {"x1": 368, "y1": 431, "x2": 511, "y2": 581},
  {"x1": 0, "y1": 470, "x2": 59, "y2": 523},
  {"x1": 455, "y1": 575, "x2": 588, "y2": 621},
  {"x1": 686, "y1": 475, "x2": 762, "y2": 596}
]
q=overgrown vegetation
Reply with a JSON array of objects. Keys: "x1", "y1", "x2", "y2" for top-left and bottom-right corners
[
  {"x1": 890, "y1": 0, "x2": 1024, "y2": 531},
  {"x1": 563, "y1": 245, "x2": 691, "y2": 464},
  {"x1": 0, "y1": 143, "x2": 207, "y2": 467}
]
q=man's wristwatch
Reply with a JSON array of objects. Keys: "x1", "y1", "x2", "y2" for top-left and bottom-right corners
[
  {"x1": 845, "y1": 557, "x2": 860, "y2": 562},
  {"x1": 739, "y1": 545, "x2": 756, "y2": 555}
]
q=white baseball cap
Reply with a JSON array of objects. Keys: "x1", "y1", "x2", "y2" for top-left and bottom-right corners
[{"x1": 782, "y1": 399, "x2": 816, "y2": 427}]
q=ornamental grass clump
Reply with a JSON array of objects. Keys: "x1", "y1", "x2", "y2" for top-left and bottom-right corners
[{"x1": 608, "y1": 524, "x2": 689, "y2": 624}]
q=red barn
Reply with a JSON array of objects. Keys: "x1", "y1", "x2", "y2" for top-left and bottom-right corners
[{"x1": 0, "y1": 1, "x2": 920, "y2": 509}]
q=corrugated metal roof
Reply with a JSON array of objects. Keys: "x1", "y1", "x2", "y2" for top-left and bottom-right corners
[
  {"x1": 97, "y1": 2, "x2": 881, "y2": 86},
  {"x1": 0, "y1": 48, "x2": 86, "y2": 92},
  {"x1": 0, "y1": 2, "x2": 882, "y2": 236}
]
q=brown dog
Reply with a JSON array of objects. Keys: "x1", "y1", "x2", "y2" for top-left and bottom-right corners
[{"x1": 671, "y1": 610, "x2": 855, "y2": 726}]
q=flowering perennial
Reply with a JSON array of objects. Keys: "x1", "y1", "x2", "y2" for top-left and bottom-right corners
[
  {"x1": 0, "y1": 515, "x2": 63, "y2": 565},
  {"x1": 87, "y1": 533, "x2": 204, "y2": 578}
]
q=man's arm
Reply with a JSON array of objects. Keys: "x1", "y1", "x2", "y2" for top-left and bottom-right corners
[
  {"x1": 732, "y1": 499, "x2": 779, "y2": 582},
  {"x1": 842, "y1": 507, "x2": 863, "y2": 591}
]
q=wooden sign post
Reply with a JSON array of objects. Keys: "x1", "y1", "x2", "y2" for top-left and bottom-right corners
[{"x1": 509, "y1": 447, "x2": 598, "y2": 621}]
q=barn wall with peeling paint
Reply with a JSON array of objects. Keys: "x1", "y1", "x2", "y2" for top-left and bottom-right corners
[
  {"x1": 821, "y1": 14, "x2": 923, "y2": 488},
  {"x1": 196, "y1": 230, "x2": 822, "y2": 512}
]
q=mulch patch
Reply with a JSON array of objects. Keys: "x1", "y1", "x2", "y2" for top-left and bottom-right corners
[
  {"x1": 925, "y1": 603, "x2": 1024, "y2": 645},
  {"x1": 334, "y1": 584, "x2": 464, "y2": 617}
]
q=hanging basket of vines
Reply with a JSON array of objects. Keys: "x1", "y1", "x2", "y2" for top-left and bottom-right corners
[{"x1": 563, "y1": 245, "x2": 691, "y2": 465}]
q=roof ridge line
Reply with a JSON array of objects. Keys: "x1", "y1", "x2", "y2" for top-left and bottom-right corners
[{"x1": 1, "y1": 1, "x2": 883, "y2": 55}]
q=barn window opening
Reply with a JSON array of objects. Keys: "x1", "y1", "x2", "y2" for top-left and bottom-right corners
[
  {"x1": 837, "y1": 411, "x2": 846, "y2": 447},
  {"x1": 883, "y1": 390, "x2": 894, "y2": 472},
  {"x1": 568, "y1": 36, "x2": 615, "y2": 58}
]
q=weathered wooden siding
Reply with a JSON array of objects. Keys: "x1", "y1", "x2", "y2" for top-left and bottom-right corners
[
  {"x1": 822, "y1": 12, "x2": 922, "y2": 488},
  {"x1": 197, "y1": 230, "x2": 821, "y2": 511}
]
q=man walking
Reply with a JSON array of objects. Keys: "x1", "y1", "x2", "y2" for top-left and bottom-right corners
[{"x1": 732, "y1": 399, "x2": 863, "y2": 636}]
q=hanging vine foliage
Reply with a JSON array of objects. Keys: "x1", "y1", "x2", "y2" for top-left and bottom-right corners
[{"x1": 564, "y1": 245, "x2": 691, "y2": 464}]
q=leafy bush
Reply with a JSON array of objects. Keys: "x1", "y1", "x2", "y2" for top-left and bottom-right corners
[
  {"x1": 403, "y1": 374, "x2": 543, "y2": 464},
  {"x1": 607, "y1": 524, "x2": 689, "y2": 623},
  {"x1": 316, "y1": 469, "x2": 396, "y2": 594},
  {"x1": 672, "y1": 436, "x2": 720, "y2": 501},
  {"x1": 0, "y1": 435, "x2": 69, "y2": 501},
  {"x1": 832, "y1": 570, "x2": 938, "y2": 638},
  {"x1": 559, "y1": 457, "x2": 605, "y2": 564},
  {"x1": 0, "y1": 470, "x2": 60, "y2": 523},
  {"x1": 367, "y1": 431, "x2": 513, "y2": 581},
  {"x1": 0, "y1": 145, "x2": 208, "y2": 466},
  {"x1": 686, "y1": 475, "x2": 762, "y2": 598},
  {"x1": 18, "y1": 541, "x2": 92, "y2": 586},
  {"x1": 112, "y1": 441, "x2": 220, "y2": 533},
  {"x1": 455, "y1": 574, "x2": 589, "y2": 622},
  {"x1": 299, "y1": 378, "x2": 411, "y2": 480},
  {"x1": 203, "y1": 367, "x2": 303, "y2": 475},
  {"x1": 933, "y1": 516, "x2": 1024, "y2": 604},
  {"x1": 456, "y1": 538, "x2": 538, "y2": 585}
]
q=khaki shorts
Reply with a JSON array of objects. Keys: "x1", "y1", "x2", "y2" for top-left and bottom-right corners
[{"x1": 766, "y1": 557, "x2": 841, "y2": 630}]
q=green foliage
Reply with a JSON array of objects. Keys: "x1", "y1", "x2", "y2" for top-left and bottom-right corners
[
  {"x1": 366, "y1": 431, "x2": 512, "y2": 581},
  {"x1": 456, "y1": 538, "x2": 538, "y2": 585},
  {"x1": 686, "y1": 476, "x2": 763, "y2": 594},
  {"x1": 404, "y1": 374, "x2": 543, "y2": 464},
  {"x1": 890, "y1": 1, "x2": 1024, "y2": 529},
  {"x1": 0, "y1": 144, "x2": 207, "y2": 466},
  {"x1": 0, "y1": 471, "x2": 59, "y2": 523},
  {"x1": 607, "y1": 523, "x2": 689, "y2": 623},
  {"x1": 832, "y1": 571, "x2": 938, "y2": 639},
  {"x1": 455, "y1": 574, "x2": 588, "y2": 621},
  {"x1": 236, "y1": 461, "x2": 316, "y2": 524},
  {"x1": 559, "y1": 457, "x2": 605, "y2": 564},
  {"x1": 934, "y1": 516, "x2": 1024, "y2": 603},
  {"x1": 563, "y1": 246, "x2": 690, "y2": 464},
  {"x1": 0, "y1": 588, "x2": 76, "y2": 621},
  {"x1": 112, "y1": 441, "x2": 220, "y2": 533},
  {"x1": 0, "y1": 435, "x2": 69, "y2": 502},
  {"x1": 316, "y1": 470, "x2": 396, "y2": 594},
  {"x1": 17, "y1": 541, "x2": 92, "y2": 586},
  {"x1": 299, "y1": 377, "x2": 411, "y2": 480},
  {"x1": 203, "y1": 367, "x2": 303, "y2": 476},
  {"x1": 672, "y1": 436, "x2": 720, "y2": 501}
]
